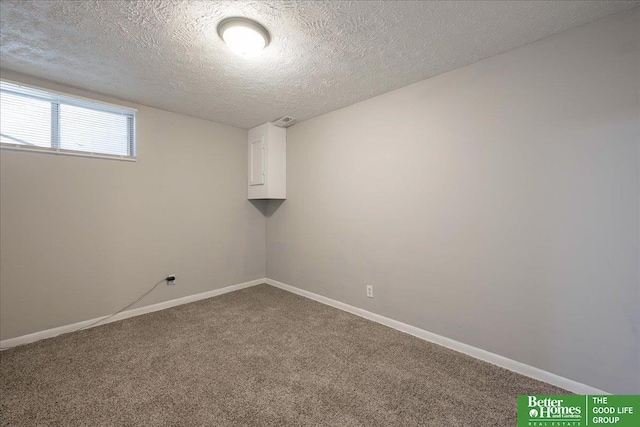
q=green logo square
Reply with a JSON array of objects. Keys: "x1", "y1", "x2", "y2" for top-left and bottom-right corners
[{"x1": 518, "y1": 395, "x2": 640, "y2": 427}]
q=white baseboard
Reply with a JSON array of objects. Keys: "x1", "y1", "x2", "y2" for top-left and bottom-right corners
[
  {"x1": 0, "y1": 278, "x2": 266, "y2": 350},
  {"x1": 264, "y1": 278, "x2": 609, "y2": 395},
  {"x1": 2, "y1": 276, "x2": 610, "y2": 395}
]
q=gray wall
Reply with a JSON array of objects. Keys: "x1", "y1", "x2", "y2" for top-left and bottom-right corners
[
  {"x1": 0, "y1": 70, "x2": 266, "y2": 341},
  {"x1": 266, "y1": 9, "x2": 640, "y2": 394}
]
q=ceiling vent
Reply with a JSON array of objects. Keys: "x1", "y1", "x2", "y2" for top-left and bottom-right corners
[{"x1": 273, "y1": 116, "x2": 297, "y2": 128}]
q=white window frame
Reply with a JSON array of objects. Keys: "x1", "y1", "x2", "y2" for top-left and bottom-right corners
[{"x1": 0, "y1": 79, "x2": 137, "y2": 161}]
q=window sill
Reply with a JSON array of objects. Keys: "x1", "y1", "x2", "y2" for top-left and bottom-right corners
[{"x1": 0, "y1": 143, "x2": 137, "y2": 162}]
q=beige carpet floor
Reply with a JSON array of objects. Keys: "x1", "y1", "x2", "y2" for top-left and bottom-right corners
[{"x1": 1, "y1": 284, "x2": 566, "y2": 426}]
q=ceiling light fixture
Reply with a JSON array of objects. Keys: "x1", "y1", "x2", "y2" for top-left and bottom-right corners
[{"x1": 217, "y1": 17, "x2": 270, "y2": 57}]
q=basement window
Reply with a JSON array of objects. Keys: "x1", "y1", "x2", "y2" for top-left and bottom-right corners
[{"x1": 0, "y1": 80, "x2": 136, "y2": 161}]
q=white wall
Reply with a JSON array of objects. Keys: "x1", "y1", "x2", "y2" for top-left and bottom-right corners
[
  {"x1": 266, "y1": 9, "x2": 640, "y2": 393},
  {"x1": 0, "y1": 70, "x2": 265, "y2": 341}
]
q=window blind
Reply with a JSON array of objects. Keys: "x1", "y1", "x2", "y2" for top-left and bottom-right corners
[{"x1": 0, "y1": 80, "x2": 136, "y2": 160}]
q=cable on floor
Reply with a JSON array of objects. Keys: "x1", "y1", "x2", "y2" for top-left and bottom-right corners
[{"x1": 0, "y1": 277, "x2": 168, "y2": 351}]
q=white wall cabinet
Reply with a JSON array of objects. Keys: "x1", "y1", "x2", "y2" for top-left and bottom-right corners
[{"x1": 248, "y1": 122, "x2": 286, "y2": 200}]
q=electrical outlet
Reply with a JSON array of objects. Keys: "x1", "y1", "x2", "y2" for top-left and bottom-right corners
[
  {"x1": 366, "y1": 285, "x2": 373, "y2": 298},
  {"x1": 166, "y1": 275, "x2": 176, "y2": 285}
]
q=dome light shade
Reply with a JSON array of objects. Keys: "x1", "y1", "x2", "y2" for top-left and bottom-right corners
[{"x1": 217, "y1": 17, "x2": 270, "y2": 57}]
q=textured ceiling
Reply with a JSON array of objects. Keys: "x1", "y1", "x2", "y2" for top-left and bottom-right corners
[{"x1": 1, "y1": 1, "x2": 638, "y2": 129}]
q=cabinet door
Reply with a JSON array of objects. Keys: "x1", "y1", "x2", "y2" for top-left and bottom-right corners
[{"x1": 249, "y1": 137, "x2": 265, "y2": 186}]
